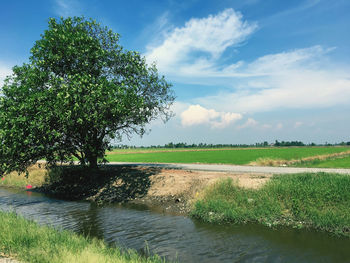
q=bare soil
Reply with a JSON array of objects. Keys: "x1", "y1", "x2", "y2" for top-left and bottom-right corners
[
  {"x1": 129, "y1": 168, "x2": 272, "y2": 214},
  {"x1": 32, "y1": 165, "x2": 272, "y2": 215}
]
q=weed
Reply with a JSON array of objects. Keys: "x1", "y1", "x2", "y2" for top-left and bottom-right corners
[
  {"x1": 0, "y1": 211, "x2": 166, "y2": 263},
  {"x1": 191, "y1": 173, "x2": 350, "y2": 236}
]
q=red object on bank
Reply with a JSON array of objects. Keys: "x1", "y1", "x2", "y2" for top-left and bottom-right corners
[{"x1": 26, "y1": 184, "x2": 33, "y2": 189}]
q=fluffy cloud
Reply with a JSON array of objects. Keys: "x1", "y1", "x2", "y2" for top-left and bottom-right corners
[
  {"x1": 144, "y1": 8, "x2": 350, "y2": 137},
  {"x1": 237, "y1": 118, "x2": 286, "y2": 131},
  {"x1": 147, "y1": 9, "x2": 350, "y2": 115},
  {"x1": 238, "y1": 118, "x2": 258, "y2": 129},
  {"x1": 243, "y1": 46, "x2": 329, "y2": 76},
  {"x1": 146, "y1": 8, "x2": 257, "y2": 75},
  {"x1": 195, "y1": 46, "x2": 350, "y2": 113},
  {"x1": 181, "y1": 104, "x2": 242, "y2": 128}
]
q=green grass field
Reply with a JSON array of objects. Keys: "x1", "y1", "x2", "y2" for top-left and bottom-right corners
[
  {"x1": 106, "y1": 147, "x2": 350, "y2": 165},
  {"x1": 297, "y1": 156, "x2": 350, "y2": 168},
  {"x1": 0, "y1": 211, "x2": 165, "y2": 263},
  {"x1": 191, "y1": 173, "x2": 350, "y2": 236}
]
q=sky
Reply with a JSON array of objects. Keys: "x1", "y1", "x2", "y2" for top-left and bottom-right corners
[{"x1": 1, "y1": 0, "x2": 350, "y2": 146}]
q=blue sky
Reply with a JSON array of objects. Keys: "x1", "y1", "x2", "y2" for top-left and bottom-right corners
[{"x1": 1, "y1": 0, "x2": 349, "y2": 145}]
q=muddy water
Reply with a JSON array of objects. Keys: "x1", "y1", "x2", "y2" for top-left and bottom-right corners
[{"x1": 0, "y1": 187, "x2": 349, "y2": 263}]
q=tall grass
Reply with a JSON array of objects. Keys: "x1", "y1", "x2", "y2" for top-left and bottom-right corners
[
  {"x1": 0, "y1": 164, "x2": 47, "y2": 188},
  {"x1": 0, "y1": 211, "x2": 165, "y2": 263},
  {"x1": 191, "y1": 173, "x2": 350, "y2": 236}
]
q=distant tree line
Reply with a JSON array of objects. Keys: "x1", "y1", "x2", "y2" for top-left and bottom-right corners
[
  {"x1": 113, "y1": 140, "x2": 350, "y2": 149},
  {"x1": 273, "y1": 140, "x2": 305, "y2": 146}
]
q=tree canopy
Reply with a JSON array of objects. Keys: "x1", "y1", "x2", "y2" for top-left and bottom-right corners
[{"x1": 0, "y1": 17, "x2": 174, "y2": 174}]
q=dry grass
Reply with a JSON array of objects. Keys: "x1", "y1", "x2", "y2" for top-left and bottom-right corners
[
  {"x1": 249, "y1": 150, "x2": 350, "y2": 166},
  {"x1": 0, "y1": 164, "x2": 48, "y2": 188}
]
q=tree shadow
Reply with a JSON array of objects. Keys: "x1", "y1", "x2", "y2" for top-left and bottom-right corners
[{"x1": 40, "y1": 165, "x2": 162, "y2": 203}]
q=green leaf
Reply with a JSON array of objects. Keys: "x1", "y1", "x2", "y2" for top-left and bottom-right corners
[{"x1": 0, "y1": 16, "x2": 175, "y2": 172}]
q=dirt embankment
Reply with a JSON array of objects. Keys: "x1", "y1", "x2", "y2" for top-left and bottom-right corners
[
  {"x1": 121, "y1": 168, "x2": 272, "y2": 214},
  {"x1": 32, "y1": 165, "x2": 272, "y2": 215}
]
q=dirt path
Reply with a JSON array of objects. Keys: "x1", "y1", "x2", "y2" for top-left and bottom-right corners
[
  {"x1": 144, "y1": 169, "x2": 271, "y2": 199},
  {"x1": 108, "y1": 162, "x2": 350, "y2": 174}
]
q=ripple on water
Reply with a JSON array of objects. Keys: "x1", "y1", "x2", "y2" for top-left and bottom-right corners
[{"x1": 0, "y1": 187, "x2": 349, "y2": 263}]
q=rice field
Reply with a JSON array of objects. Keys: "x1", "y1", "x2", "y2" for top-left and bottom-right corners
[
  {"x1": 105, "y1": 147, "x2": 350, "y2": 166},
  {"x1": 297, "y1": 155, "x2": 350, "y2": 168}
]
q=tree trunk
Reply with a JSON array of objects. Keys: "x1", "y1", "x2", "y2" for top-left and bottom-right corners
[{"x1": 87, "y1": 154, "x2": 98, "y2": 169}]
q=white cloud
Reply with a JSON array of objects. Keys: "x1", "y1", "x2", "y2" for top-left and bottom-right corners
[
  {"x1": 54, "y1": 0, "x2": 82, "y2": 17},
  {"x1": 238, "y1": 118, "x2": 258, "y2": 129},
  {"x1": 294, "y1": 121, "x2": 303, "y2": 128},
  {"x1": 146, "y1": 8, "x2": 257, "y2": 74},
  {"x1": 0, "y1": 63, "x2": 12, "y2": 87},
  {"x1": 180, "y1": 104, "x2": 242, "y2": 128},
  {"x1": 236, "y1": 118, "x2": 287, "y2": 131},
  {"x1": 195, "y1": 46, "x2": 350, "y2": 113},
  {"x1": 146, "y1": 9, "x2": 350, "y2": 115},
  {"x1": 243, "y1": 45, "x2": 330, "y2": 76},
  {"x1": 141, "y1": 12, "x2": 174, "y2": 48},
  {"x1": 144, "y1": 8, "x2": 350, "y2": 129}
]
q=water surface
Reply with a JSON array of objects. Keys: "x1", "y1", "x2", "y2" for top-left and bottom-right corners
[{"x1": 0, "y1": 187, "x2": 349, "y2": 263}]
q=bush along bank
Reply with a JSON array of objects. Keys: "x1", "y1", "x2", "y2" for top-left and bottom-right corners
[
  {"x1": 191, "y1": 173, "x2": 350, "y2": 237},
  {"x1": 0, "y1": 211, "x2": 165, "y2": 263},
  {"x1": 0, "y1": 165, "x2": 160, "y2": 204}
]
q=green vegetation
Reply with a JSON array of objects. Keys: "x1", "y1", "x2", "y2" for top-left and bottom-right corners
[
  {"x1": 0, "y1": 165, "x2": 47, "y2": 188},
  {"x1": 1, "y1": 146, "x2": 349, "y2": 191},
  {"x1": 114, "y1": 140, "x2": 350, "y2": 149},
  {"x1": 0, "y1": 211, "x2": 164, "y2": 263},
  {"x1": 296, "y1": 156, "x2": 350, "y2": 168},
  {"x1": 0, "y1": 16, "x2": 174, "y2": 176},
  {"x1": 106, "y1": 147, "x2": 350, "y2": 165},
  {"x1": 191, "y1": 173, "x2": 350, "y2": 236},
  {"x1": 0, "y1": 165, "x2": 158, "y2": 204}
]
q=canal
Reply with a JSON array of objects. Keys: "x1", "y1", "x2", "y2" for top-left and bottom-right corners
[{"x1": 0, "y1": 187, "x2": 349, "y2": 263}]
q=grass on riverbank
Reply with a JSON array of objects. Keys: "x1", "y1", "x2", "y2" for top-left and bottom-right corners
[
  {"x1": 191, "y1": 173, "x2": 350, "y2": 237},
  {"x1": 0, "y1": 164, "x2": 47, "y2": 188},
  {"x1": 0, "y1": 211, "x2": 165, "y2": 263}
]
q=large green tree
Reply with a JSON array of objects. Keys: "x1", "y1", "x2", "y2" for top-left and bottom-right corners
[{"x1": 0, "y1": 17, "x2": 174, "y2": 174}]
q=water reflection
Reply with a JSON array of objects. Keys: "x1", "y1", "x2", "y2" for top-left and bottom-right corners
[
  {"x1": 0, "y1": 187, "x2": 349, "y2": 263},
  {"x1": 67, "y1": 202, "x2": 105, "y2": 239}
]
